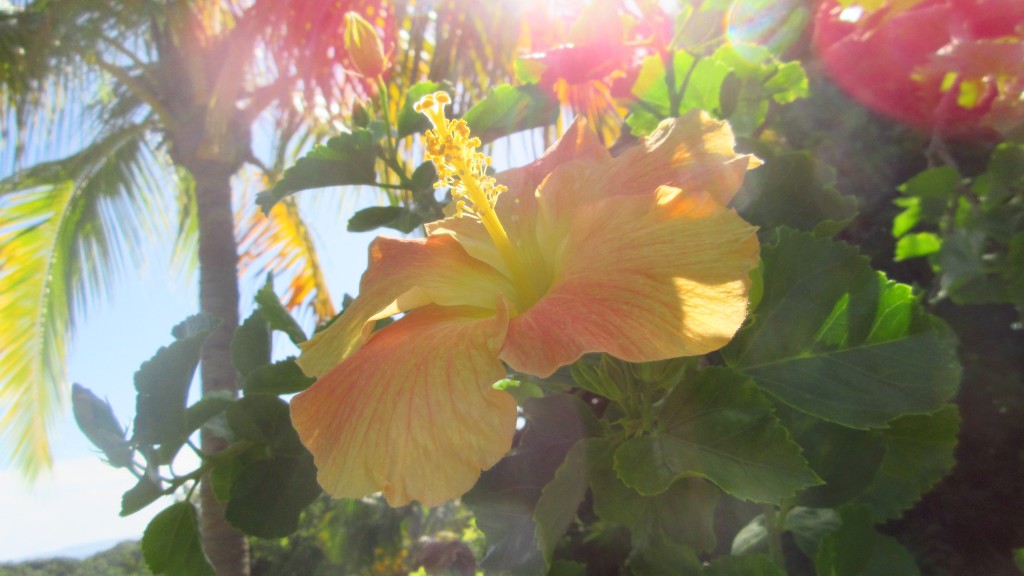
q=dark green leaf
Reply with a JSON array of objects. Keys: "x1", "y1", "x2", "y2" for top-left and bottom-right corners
[
  {"x1": 255, "y1": 277, "x2": 307, "y2": 344},
  {"x1": 814, "y1": 506, "x2": 875, "y2": 576},
  {"x1": 613, "y1": 368, "x2": 818, "y2": 502},
  {"x1": 347, "y1": 205, "x2": 422, "y2": 234},
  {"x1": 937, "y1": 229, "x2": 1007, "y2": 304},
  {"x1": 548, "y1": 561, "x2": 587, "y2": 576},
  {"x1": 71, "y1": 383, "x2": 131, "y2": 468},
  {"x1": 462, "y1": 84, "x2": 559, "y2": 145},
  {"x1": 258, "y1": 129, "x2": 378, "y2": 212},
  {"x1": 463, "y1": 395, "x2": 599, "y2": 575},
  {"x1": 184, "y1": 393, "x2": 233, "y2": 435},
  {"x1": 626, "y1": 532, "x2": 703, "y2": 576},
  {"x1": 731, "y1": 507, "x2": 841, "y2": 558},
  {"x1": 590, "y1": 438, "x2": 719, "y2": 554},
  {"x1": 243, "y1": 358, "x2": 315, "y2": 395},
  {"x1": 396, "y1": 81, "x2": 443, "y2": 140},
  {"x1": 231, "y1": 311, "x2": 270, "y2": 376},
  {"x1": 977, "y1": 143, "x2": 1024, "y2": 205},
  {"x1": 170, "y1": 314, "x2": 219, "y2": 340},
  {"x1": 774, "y1": 406, "x2": 886, "y2": 509},
  {"x1": 853, "y1": 405, "x2": 960, "y2": 520},
  {"x1": 226, "y1": 395, "x2": 304, "y2": 453},
  {"x1": 734, "y1": 153, "x2": 857, "y2": 236},
  {"x1": 705, "y1": 554, "x2": 787, "y2": 576},
  {"x1": 133, "y1": 316, "x2": 216, "y2": 459},
  {"x1": 225, "y1": 454, "x2": 322, "y2": 538},
  {"x1": 815, "y1": 506, "x2": 920, "y2": 576},
  {"x1": 141, "y1": 502, "x2": 214, "y2": 576},
  {"x1": 121, "y1": 475, "x2": 164, "y2": 517},
  {"x1": 786, "y1": 507, "x2": 843, "y2": 558},
  {"x1": 533, "y1": 440, "x2": 589, "y2": 564},
  {"x1": 723, "y1": 230, "x2": 961, "y2": 428}
]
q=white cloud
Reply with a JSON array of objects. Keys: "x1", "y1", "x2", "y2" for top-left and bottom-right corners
[{"x1": 0, "y1": 457, "x2": 160, "y2": 562}]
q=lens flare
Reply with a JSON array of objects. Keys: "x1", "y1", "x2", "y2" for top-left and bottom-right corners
[{"x1": 725, "y1": 0, "x2": 809, "y2": 57}]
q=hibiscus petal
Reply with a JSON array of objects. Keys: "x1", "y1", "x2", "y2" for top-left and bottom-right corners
[
  {"x1": 291, "y1": 303, "x2": 517, "y2": 507},
  {"x1": 297, "y1": 235, "x2": 513, "y2": 378},
  {"x1": 502, "y1": 186, "x2": 759, "y2": 377},
  {"x1": 611, "y1": 111, "x2": 759, "y2": 205}
]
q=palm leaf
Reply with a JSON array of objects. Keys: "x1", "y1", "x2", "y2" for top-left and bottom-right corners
[
  {"x1": 0, "y1": 122, "x2": 167, "y2": 476},
  {"x1": 237, "y1": 195, "x2": 336, "y2": 323}
]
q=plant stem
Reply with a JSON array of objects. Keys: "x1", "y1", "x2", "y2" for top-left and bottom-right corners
[{"x1": 763, "y1": 504, "x2": 785, "y2": 569}]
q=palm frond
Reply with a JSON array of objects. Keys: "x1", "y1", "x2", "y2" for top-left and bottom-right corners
[
  {"x1": 237, "y1": 195, "x2": 336, "y2": 323},
  {"x1": 0, "y1": 122, "x2": 167, "y2": 476}
]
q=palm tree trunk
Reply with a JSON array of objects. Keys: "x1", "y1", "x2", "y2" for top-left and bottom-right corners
[{"x1": 194, "y1": 162, "x2": 250, "y2": 576}]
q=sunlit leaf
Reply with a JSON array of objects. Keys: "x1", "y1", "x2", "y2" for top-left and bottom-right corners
[{"x1": 462, "y1": 84, "x2": 559, "y2": 145}]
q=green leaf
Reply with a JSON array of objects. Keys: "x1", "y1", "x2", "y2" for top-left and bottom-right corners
[
  {"x1": 705, "y1": 554, "x2": 787, "y2": 576},
  {"x1": 853, "y1": 405, "x2": 960, "y2": 521},
  {"x1": 141, "y1": 502, "x2": 214, "y2": 576},
  {"x1": 977, "y1": 142, "x2": 1024, "y2": 205},
  {"x1": 723, "y1": 230, "x2": 961, "y2": 428},
  {"x1": 226, "y1": 395, "x2": 304, "y2": 453},
  {"x1": 258, "y1": 129, "x2": 378, "y2": 212},
  {"x1": 255, "y1": 277, "x2": 307, "y2": 344},
  {"x1": 613, "y1": 368, "x2": 818, "y2": 502},
  {"x1": 183, "y1": 393, "x2": 233, "y2": 436},
  {"x1": 133, "y1": 315, "x2": 216, "y2": 460},
  {"x1": 71, "y1": 383, "x2": 131, "y2": 468},
  {"x1": 626, "y1": 532, "x2": 703, "y2": 576},
  {"x1": 734, "y1": 153, "x2": 857, "y2": 236},
  {"x1": 462, "y1": 84, "x2": 559, "y2": 145},
  {"x1": 225, "y1": 454, "x2": 321, "y2": 538},
  {"x1": 347, "y1": 205, "x2": 422, "y2": 234},
  {"x1": 533, "y1": 440, "x2": 589, "y2": 564},
  {"x1": 396, "y1": 81, "x2": 443, "y2": 140},
  {"x1": 121, "y1": 475, "x2": 164, "y2": 517},
  {"x1": 243, "y1": 358, "x2": 315, "y2": 396},
  {"x1": 936, "y1": 229, "x2": 1007, "y2": 304},
  {"x1": 815, "y1": 506, "x2": 920, "y2": 576},
  {"x1": 231, "y1": 311, "x2": 270, "y2": 376},
  {"x1": 786, "y1": 507, "x2": 843, "y2": 558},
  {"x1": 894, "y1": 232, "x2": 942, "y2": 261},
  {"x1": 627, "y1": 50, "x2": 731, "y2": 135},
  {"x1": 590, "y1": 439, "x2": 719, "y2": 554},
  {"x1": 732, "y1": 507, "x2": 842, "y2": 558},
  {"x1": 463, "y1": 395, "x2": 599, "y2": 575},
  {"x1": 774, "y1": 406, "x2": 886, "y2": 509},
  {"x1": 892, "y1": 167, "x2": 959, "y2": 236}
]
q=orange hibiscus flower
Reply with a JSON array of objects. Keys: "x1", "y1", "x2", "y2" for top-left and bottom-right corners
[{"x1": 290, "y1": 92, "x2": 761, "y2": 507}]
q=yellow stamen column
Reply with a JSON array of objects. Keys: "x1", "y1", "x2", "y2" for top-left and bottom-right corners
[{"x1": 415, "y1": 92, "x2": 536, "y2": 306}]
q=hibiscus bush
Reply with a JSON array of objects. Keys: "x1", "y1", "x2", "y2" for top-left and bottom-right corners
[{"x1": 73, "y1": 1, "x2": 1024, "y2": 575}]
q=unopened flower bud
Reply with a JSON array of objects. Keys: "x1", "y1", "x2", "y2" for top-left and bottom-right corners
[{"x1": 344, "y1": 11, "x2": 387, "y2": 78}]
